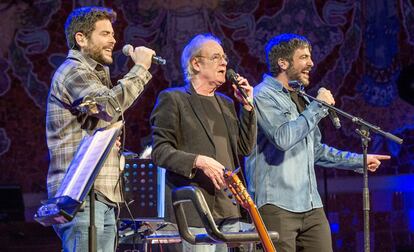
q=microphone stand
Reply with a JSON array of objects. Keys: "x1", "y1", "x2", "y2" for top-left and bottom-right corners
[
  {"x1": 294, "y1": 87, "x2": 403, "y2": 252},
  {"x1": 89, "y1": 184, "x2": 97, "y2": 252}
]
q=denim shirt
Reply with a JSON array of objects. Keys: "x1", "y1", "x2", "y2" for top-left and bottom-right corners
[{"x1": 245, "y1": 74, "x2": 363, "y2": 212}]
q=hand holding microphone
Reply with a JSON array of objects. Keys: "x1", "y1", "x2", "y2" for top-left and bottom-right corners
[
  {"x1": 122, "y1": 44, "x2": 166, "y2": 70},
  {"x1": 317, "y1": 87, "x2": 341, "y2": 129},
  {"x1": 226, "y1": 69, "x2": 254, "y2": 109},
  {"x1": 316, "y1": 87, "x2": 335, "y2": 105}
]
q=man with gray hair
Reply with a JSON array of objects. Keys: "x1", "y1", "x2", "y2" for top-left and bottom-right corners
[
  {"x1": 46, "y1": 6, "x2": 155, "y2": 251},
  {"x1": 151, "y1": 33, "x2": 256, "y2": 251}
]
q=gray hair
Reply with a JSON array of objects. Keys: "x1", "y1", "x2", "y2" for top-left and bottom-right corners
[{"x1": 181, "y1": 33, "x2": 222, "y2": 83}]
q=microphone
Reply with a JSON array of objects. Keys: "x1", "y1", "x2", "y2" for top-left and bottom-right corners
[
  {"x1": 318, "y1": 87, "x2": 341, "y2": 129},
  {"x1": 122, "y1": 44, "x2": 166, "y2": 65},
  {"x1": 328, "y1": 110, "x2": 341, "y2": 129},
  {"x1": 226, "y1": 69, "x2": 253, "y2": 107},
  {"x1": 288, "y1": 80, "x2": 304, "y2": 92}
]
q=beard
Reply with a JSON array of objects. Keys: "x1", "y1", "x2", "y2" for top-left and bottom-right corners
[
  {"x1": 286, "y1": 65, "x2": 310, "y2": 86},
  {"x1": 85, "y1": 43, "x2": 113, "y2": 65}
]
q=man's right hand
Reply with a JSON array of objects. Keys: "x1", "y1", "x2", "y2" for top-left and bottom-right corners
[
  {"x1": 317, "y1": 87, "x2": 335, "y2": 105},
  {"x1": 128, "y1": 46, "x2": 155, "y2": 70},
  {"x1": 195, "y1": 155, "x2": 226, "y2": 190}
]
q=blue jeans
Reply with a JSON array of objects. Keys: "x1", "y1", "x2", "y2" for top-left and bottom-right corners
[
  {"x1": 54, "y1": 199, "x2": 117, "y2": 252},
  {"x1": 182, "y1": 218, "x2": 240, "y2": 252}
]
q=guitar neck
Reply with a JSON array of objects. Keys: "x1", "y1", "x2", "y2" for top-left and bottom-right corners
[
  {"x1": 248, "y1": 205, "x2": 276, "y2": 252},
  {"x1": 223, "y1": 169, "x2": 276, "y2": 252}
]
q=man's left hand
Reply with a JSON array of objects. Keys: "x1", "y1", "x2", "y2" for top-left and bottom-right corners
[
  {"x1": 231, "y1": 75, "x2": 253, "y2": 111},
  {"x1": 367, "y1": 154, "x2": 391, "y2": 172}
]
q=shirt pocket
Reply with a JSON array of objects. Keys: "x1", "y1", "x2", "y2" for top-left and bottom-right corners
[{"x1": 283, "y1": 109, "x2": 297, "y2": 121}]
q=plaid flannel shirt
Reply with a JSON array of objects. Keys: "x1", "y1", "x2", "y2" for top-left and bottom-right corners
[{"x1": 46, "y1": 49, "x2": 151, "y2": 203}]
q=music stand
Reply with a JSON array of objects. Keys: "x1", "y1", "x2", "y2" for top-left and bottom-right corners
[{"x1": 121, "y1": 158, "x2": 160, "y2": 218}]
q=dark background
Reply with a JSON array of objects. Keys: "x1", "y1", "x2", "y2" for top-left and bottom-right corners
[{"x1": 0, "y1": 0, "x2": 414, "y2": 251}]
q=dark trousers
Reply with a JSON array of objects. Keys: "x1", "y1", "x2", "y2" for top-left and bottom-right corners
[{"x1": 259, "y1": 204, "x2": 332, "y2": 252}]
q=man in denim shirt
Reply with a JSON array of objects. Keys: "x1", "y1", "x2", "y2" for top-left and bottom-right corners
[{"x1": 245, "y1": 34, "x2": 390, "y2": 252}]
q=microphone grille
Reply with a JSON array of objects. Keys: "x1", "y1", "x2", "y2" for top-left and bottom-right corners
[
  {"x1": 288, "y1": 80, "x2": 302, "y2": 90},
  {"x1": 122, "y1": 44, "x2": 133, "y2": 56},
  {"x1": 226, "y1": 69, "x2": 237, "y2": 81}
]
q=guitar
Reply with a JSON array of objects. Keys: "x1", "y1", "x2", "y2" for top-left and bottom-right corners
[{"x1": 224, "y1": 168, "x2": 276, "y2": 252}]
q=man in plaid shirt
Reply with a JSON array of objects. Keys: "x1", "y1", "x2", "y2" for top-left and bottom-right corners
[{"x1": 46, "y1": 6, "x2": 154, "y2": 251}]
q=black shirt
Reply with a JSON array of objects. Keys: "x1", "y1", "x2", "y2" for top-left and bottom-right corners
[
  {"x1": 289, "y1": 90, "x2": 307, "y2": 113},
  {"x1": 198, "y1": 94, "x2": 239, "y2": 220}
]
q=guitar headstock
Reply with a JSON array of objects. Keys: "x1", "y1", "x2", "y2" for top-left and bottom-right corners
[{"x1": 223, "y1": 168, "x2": 254, "y2": 210}]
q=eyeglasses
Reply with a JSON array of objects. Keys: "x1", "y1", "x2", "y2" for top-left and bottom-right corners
[{"x1": 196, "y1": 53, "x2": 229, "y2": 64}]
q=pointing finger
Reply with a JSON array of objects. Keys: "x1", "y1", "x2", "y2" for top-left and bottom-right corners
[{"x1": 375, "y1": 155, "x2": 391, "y2": 160}]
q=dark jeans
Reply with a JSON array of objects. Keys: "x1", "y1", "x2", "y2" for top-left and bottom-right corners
[{"x1": 259, "y1": 204, "x2": 332, "y2": 252}]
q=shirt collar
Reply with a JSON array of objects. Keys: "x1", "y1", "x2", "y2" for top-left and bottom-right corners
[
  {"x1": 67, "y1": 49, "x2": 105, "y2": 71},
  {"x1": 262, "y1": 73, "x2": 289, "y2": 94}
]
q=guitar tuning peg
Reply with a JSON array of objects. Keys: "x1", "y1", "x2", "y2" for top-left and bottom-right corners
[
  {"x1": 232, "y1": 200, "x2": 237, "y2": 206},
  {"x1": 227, "y1": 193, "x2": 233, "y2": 199}
]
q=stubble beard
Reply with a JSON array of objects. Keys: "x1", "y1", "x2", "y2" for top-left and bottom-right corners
[
  {"x1": 286, "y1": 65, "x2": 310, "y2": 87},
  {"x1": 85, "y1": 43, "x2": 112, "y2": 65}
]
